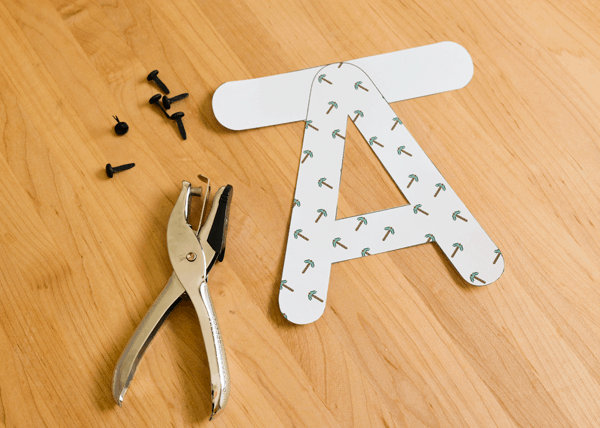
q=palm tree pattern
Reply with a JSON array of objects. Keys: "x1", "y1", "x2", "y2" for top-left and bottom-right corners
[
  {"x1": 493, "y1": 249, "x2": 502, "y2": 264},
  {"x1": 294, "y1": 229, "x2": 309, "y2": 241},
  {"x1": 451, "y1": 243, "x2": 463, "y2": 258},
  {"x1": 383, "y1": 226, "x2": 395, "y2": 241},
  {"x1": 332, "y1": 237, "x2": 348, "y2": 249},
  {"x1": 308, "y1": 290, "x2": 323, "y2": 302},
  {"x1": 315, "y1": 208, "x2": 327, "y2": 223},
  {"x1": 302, "y1": 150, "x2": 313, "y2": 163},
  {"x1": 355, "y1": 216, "x2": 367, "y2": 231},
  {"x1": 397, "y1": 145, "x2": 412, "y2": 156},
  {"x1": 407, "y1": 174, "x2": 419, "y2": 188},
  {"x1": 305, "y1": 120, "x2": 319, "y2": 131},
  {"x1": 280, "y1": 63, "x2": 504, "y2": 324},
  {"x1": 280, "y1": 280, "x2": 294, "y2": 292},
  {"x1": 302, "y1": 259, "x2": 315, "y2": 274},
  {"x1": 368, "y1": 136, "x2": 384, "y2": 147},
  {"x1": 327, "y1": 101, "x2": 338, "y2": 114},
  {"x1": 434, "y1": 183, "x2": 446, "y2": 197}
]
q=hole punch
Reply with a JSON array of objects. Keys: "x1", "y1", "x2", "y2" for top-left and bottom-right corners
[{"x1": 112, "y1": 174, "x2": 233, "y2": 419}]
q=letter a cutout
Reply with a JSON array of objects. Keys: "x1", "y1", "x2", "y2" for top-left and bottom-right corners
[
  {"x1": 280, "y1": 63, "x2": 503, "y2": 324},
  {"x1": 212, "y1": 43, "x2": 504, "y2": 325}
]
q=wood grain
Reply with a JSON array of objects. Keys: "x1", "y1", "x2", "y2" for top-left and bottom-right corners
[{"x1": 1, "y1": 0, "x2": 600, "y2": 426}]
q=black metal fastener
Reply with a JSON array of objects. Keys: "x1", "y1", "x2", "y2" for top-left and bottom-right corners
[
  {"x1": 170, "y1": 112, "x2": 186, "y2": 140},
  {"x1": 106, "y1": 163, "x2": 135, "y2": 178},
  {"x1": 113, "y1": 116, "x2": 129, "y2": 136},
  {"x1": 149, "y1": 94, "x2": 170, "y2": 118},
  {"x1": 147, "y1": 70, "x2": 170, "y2": 94},
  {"x1": 162, "y1": 93, "x2": 189, "y2": 110}
]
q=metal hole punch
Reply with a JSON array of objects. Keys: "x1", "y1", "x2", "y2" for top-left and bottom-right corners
[{"x1": 112, "y1": 175, "x2": 233, "y2": 420}]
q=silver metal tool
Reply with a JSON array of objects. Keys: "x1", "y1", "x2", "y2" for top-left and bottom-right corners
[{"x1": 112, "y1": 176, "x2": 233, "y2": 420}]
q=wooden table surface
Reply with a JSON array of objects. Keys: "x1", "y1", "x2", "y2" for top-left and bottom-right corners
[{"x1": 1, "y1": 0, "x2": 600, "y2": 426}]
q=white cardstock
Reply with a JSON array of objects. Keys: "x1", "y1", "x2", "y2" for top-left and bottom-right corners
[
  {"x1": 212, "y1": 43, "x2": 504, "y2": 325},
  {"x1": 213, "y1": 42, "x2": 474, "y2": 130}
]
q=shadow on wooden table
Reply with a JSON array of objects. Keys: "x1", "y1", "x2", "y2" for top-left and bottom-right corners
[
  {"x1": 266, "y1": 208, "x2": 307, "y2": 331},
  {"x1": 169, "y1": 298, "x2": 215, "y2": 423}
]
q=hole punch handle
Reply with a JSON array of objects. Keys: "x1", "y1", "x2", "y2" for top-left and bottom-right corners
[{"x1": 192, "y1": 281, "x2": 229, "y2": 420}]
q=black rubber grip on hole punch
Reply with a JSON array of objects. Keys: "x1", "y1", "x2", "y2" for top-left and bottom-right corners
[{"x1": 207, "y1": 185, "x2": 233, "y2": 262}]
